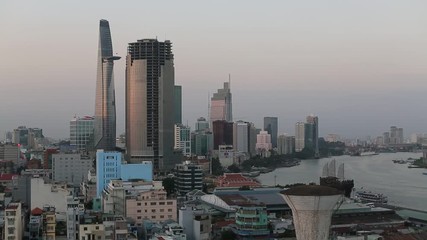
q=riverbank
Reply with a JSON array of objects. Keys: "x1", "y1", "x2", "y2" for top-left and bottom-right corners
[{"x1": 257, "y1": 152, "x2": 427, "y2": 211}]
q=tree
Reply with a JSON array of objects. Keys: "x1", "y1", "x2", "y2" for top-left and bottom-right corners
[
  {"x1": 227, "y1": 164, "x2": 241, "y2": 173},
  {"x1": 211, "y1": 158, "x2": 224, "y2": 176},
  {"x1": 162, "y1": 177, "x2": 175, "y2": 196},
  {"x1": 221, "y1": 230, "x2": 236, "y2": 240}
]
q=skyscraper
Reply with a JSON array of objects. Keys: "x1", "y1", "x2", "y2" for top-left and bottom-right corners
[
  {"x1": 264, "y1": 117, "x2": 278, "y2": 148},
  {"x1": 125, "y1": 39, "x2": 175, "y2": 171},
  {"x1": 94, "y1": 19, "x2": 120, "y2": 151},
  {"x1": 210, "y1": 82, "x2": 232, "y2": 125},
  {"x1": 307, "y1": 115, "x2": 319, "y2": 157},
  {"x1": 295, "y1": 122, "x2": 305, "y2": 152},
  {"x1": 174, "y1": 85, "x2": 182, "y2": 124}
]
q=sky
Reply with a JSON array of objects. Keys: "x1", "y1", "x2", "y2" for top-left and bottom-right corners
[{"x1": 1, "y1": 1, "x2": 427, "y2": 140}]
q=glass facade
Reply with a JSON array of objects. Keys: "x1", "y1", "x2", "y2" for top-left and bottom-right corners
[
  {"x1": 94, "y1": 19, "x2": 119, "y2": 151},
  {"x1": 70, "y1": 116, "x2": 94, "y2": 151}
]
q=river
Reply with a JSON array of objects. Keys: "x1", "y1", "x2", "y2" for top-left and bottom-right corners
[{"x1": 257, "y1": 152, "x2": 427, "y2": 211}]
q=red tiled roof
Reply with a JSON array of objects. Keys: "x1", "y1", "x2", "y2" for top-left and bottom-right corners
[
  {"x1": 31, "y1": 207, "x2": 43, "y2": 215},
  {"x1": 0, "y1": 173, "x2": 18, "y2": 181}
]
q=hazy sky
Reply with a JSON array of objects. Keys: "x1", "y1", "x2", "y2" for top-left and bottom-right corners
[{"x1": 1, "y1": 1, "x2": 427, "y2": 140}]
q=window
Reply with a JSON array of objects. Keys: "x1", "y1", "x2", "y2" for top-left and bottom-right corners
[
  {"x1": 167, "y1": 202, "x2": 173, "y2": 205},
  {"x1": 160, "y1": 215, "x2": 164, "y2": 218},
  {"x1": 151, "y1": 216, "x2": 156, "y2": 219},
  {"x1": 160, "y1": 209, "x2": 164, "y2": 212},
  {"x1": 137, "y1": 210, "x2": 141, "y2": 213},
  {"x1": 137, "y1": 203, "x2": 141, "y2": 206},
  {"x1": 151, "y1": 209, "x2": 156, "y2": 213},
  {"x1": 159, "y1": 202, "x2": 165, "y2": 205},
  {"x1": 84, "y1": 227, "x2": 88, "y2": 231},
  {"x1": 150, "y1": 202, "x2": 156, "y2": 206},
  {"x1": 137, "y1": 216, "x2": 141, "y2": 219},
  {"x1": 168, "y1": 209, "x2": 172, "y2": 212},
  {"x1": 95, "y1": 226, "x2": 99, "y2": 230}
]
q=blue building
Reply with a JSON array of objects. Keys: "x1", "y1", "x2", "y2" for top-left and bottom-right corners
[{"x1": 96, "y1": 150, "x2": 153, "y2": 197}]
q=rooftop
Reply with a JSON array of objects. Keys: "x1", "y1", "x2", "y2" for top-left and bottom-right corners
[{"x1": 282, "y1": 185, "x2": 342, "y2": 196}]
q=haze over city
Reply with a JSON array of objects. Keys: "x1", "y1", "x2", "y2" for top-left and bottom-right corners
[{"x1": 1, "y1": 0, "x2": 427, "y2": 139}]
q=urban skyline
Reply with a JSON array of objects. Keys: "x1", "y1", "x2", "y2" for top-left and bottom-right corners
[{"x1": 2, "y1": 1, "x2": 427, "y2": 140}]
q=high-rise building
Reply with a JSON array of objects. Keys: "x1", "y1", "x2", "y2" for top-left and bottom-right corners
[
  {"x1": 174, "y1": 85, "x2": 182, "y2": 124},
  {"x1": 256, "y1": 130, "x2": 272, "y2": 156},
  {"x1": 212, "y1": 120, "x2": 233, "y2": 150},
  {"x1": 295, "y1": 122, "x2": 305, "y2": 152},
  {"x1": 306, "y1": 115, "x2": 319, "y2": 157},
  {"x1": 195, "y1": 117, "x2": 209, "y2": 132},
  {"x1": 210, "y1": 82, "x2": 232, "y2": 125},
  {"x1": 174, "y1": 124, "x2": 191, "y2": 157},
  {"x1": 277, "y1": 134, "x2": 295, "y2": 155},
  {"x1": 233, "y1": 121, "x2": 250, "y2": 154},
  {"x1": 12, "y1": 126, "x2": 29, "y2": 146},
  {"x1": 70, "y1": 116, "x2": 94, "y2": 151},
  {"x1": 192, "y1": 131, "x2": 213, "y2": 156},
  {"x1": 264, "y1": 117, "x2": 278, "y2": 148},
  {"x1": 94, "y1": 19, "x2": 120, "y2": 151},
  {"x1": 125, "y1": 39, "x2": 175, "y2": 171},
  {"x1": 304, "y1": 123, "x2": 314, "y2": 150}
]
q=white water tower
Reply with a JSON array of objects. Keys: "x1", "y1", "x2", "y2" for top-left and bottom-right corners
[{"x1": 281, "y1": 185, "x2": 343, "y2": 240}]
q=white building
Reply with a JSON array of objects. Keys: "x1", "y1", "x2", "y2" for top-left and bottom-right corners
[
  {"x1": 217, "y1": 145, "x2": 234, "y2": 167},
  {"x1": 4, "y1": 202, "x2": 23, "y2": 240},
  {"x1": 179, "y1": 205, "x2": 211, "y2": 240},
  {"x1": 66, "y1": 196, "x2": 85, "y2": 240},
  {"x1": 52, "y1": 153, "x2": 93, "y2": 186},
  {"x1": 70, "y1": 116, "x2": 94, "y2": 151},
  {"x1": 174, "y1": 124, "x2": 191, "y2": 157},
  {"x1": 256, "y1": 131, "x2": 273, "y2": 152},
  {"x1": 295, "y1": 122, "x2": 305, "y2": 152}
]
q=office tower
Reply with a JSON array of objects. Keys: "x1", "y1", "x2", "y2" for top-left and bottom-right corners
[
  {"x1": 212, "y1": 120, "x2": 233, "y2": 150},
  {"x1": 126, "y1": 39, "x2": 175, "y2": 171},
  {"x1": 295, "y1": 122, "x2": 305, "y2": 152},
  {"x1": 248, "y1": 123, "x2": 258, "y2": 156},
  {"x1": 233, "y1": 121, "x2": 250, "y2": 154},
  {"x1": 94, "y1": 19, "x2": 120, "y2": 151},
  {"x1": 195, "y1": 117, "x2": 209, "y2": 132},
  {"x1": 0, "y1": 143, "x2": 19, "y2": 161},
  {"x1": 390, "y1": 126, "x2": 398, "y2": 144},
  {"x1": 5, "y1": 131, "x2": 13, "y2": 143},
  {"x1": 174, "y1": 85, "x2": 182, "y2": 124},
  {"x1": 264, "y1": 117, "x2": 278, "y2": 148},
  {"x1": 306, "y1": 115, "x2": 319, "y2": 157},
  {"x1": 70, "y1": 116, "x2": 94, "y2": 151},
  {"x1": 210, "y1": 82, "x2": 232, "y2": 125},
  {"x1": 383, "y1": 132, "x2": 390, "y2": 145},
  {"x1": 397, "y1": 128, "x2": 404, "y2": 144},
  {"x1": 174, "y1": 124, "x2": 191, "y2": 157},
  {"x1": 192, "y1": 132, "x2": 213, "y2": 156},
  {"x1": 304, "y1": 123, "x2": 314, "y2": 150},
  {"x1": 277, "y1": 134, "x2": 295, "y2": 155},
  {"x1": 13, "y1": 126, "x2": 29, "y2": 146}
]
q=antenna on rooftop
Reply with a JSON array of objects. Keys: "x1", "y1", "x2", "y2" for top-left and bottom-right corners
[{"x1": 228, "y1": 73, "x2": 231, "y2": 88}]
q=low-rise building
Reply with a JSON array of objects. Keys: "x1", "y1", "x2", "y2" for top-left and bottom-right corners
[
  {"x1": 215, "y1": 173, "x2": 261, "y2": 188},
  {"x1": 179, "y1": 205, "x2": 211, "y2": 240},
  {"x1": 127, "y1": 189, "x2": 177, "y2": 223},
  {"x1": 52, "y1": 153, "x2": 93, "y2": 186},
  {"x1": 230, "y1": 205, "x2": 270, "y2": 239}
]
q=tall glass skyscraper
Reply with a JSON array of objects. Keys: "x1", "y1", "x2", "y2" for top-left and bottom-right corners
[
  {"x1": 210, "y1": 82, "x2": 232, "y2": 126},
  {"x1": 264, "y1": 117, "x2": 278, "y2": 148},
  {"x1": 94, "y1": 19, "x2": 120, "y2": 151},
  {"x1": 125, "y1": 39, "x2": 175, "y2": 171}
]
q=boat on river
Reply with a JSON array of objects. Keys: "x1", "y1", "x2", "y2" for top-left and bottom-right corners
[{"x1": 355, "y1": 190, "x2": 388, "y2": 204}]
